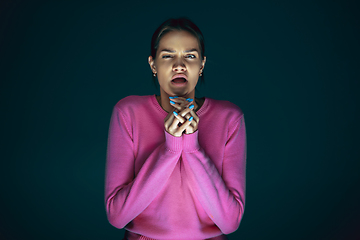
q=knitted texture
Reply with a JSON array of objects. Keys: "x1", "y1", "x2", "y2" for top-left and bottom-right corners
[{"x1": 105, "y1": 95, "x2": 247, "y2": 239}]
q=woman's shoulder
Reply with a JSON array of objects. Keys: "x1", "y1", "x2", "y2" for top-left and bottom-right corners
[
  {"x1": 206, "y1": 97, "x2": 244, "y2": 119},
  {"x1": 113, "y1": 95, "x2": 151, "y2": 111}
]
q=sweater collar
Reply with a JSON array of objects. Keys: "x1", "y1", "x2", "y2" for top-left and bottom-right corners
[{"x1": 151, "y1": 94, "x2": 209, "y2": 117}]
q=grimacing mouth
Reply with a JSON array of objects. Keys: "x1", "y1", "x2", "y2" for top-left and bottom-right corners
[{"x1": 171, "y1": 77, "x2": 187, "y2": 83}]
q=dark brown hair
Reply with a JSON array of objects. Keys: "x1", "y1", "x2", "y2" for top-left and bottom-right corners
[{"x1": 150, "y1": 17, "x2": 205, "y2": 85}]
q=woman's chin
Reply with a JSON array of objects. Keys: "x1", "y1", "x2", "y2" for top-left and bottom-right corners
[
  {"x1": 162, "y1": 87, "x2": 193, "y2": 98},
  {"x1": 168, "y1": 90, "x2": 187, "y2": 97}
]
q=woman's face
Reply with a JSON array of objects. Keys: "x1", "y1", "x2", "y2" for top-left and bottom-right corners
[{"x1": 148, "y1": 30, "x2": 206, "y2": 97}]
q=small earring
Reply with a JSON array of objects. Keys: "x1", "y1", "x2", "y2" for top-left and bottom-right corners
[
  {"x1": 153, "y1": 72, "x2": 157, "y2": 77},
  {"x1": 199, "y1": 72, "x2": 202, "y2": 76}
]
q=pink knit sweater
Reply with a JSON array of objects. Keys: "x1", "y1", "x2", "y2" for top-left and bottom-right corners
[{"x1": 105, "y1": 95, "x2": 247, "y2": 240}]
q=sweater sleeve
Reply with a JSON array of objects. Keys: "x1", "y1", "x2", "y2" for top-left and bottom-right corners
[
  {"x1": 104, "y1": 106, "x2": 182, "y2": 229},
  {"x1": 181, "y1": 115, "x2": 247, "y2": 234}
]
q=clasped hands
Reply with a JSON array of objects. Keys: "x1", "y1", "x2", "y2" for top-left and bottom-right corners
[{"x1": 164, "y1": 96, "x2": 199, "y2": 137}]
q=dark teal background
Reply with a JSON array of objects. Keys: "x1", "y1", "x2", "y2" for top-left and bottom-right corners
[{"x1": 1, "y1": 0, "x2": 359, "y2": 239}]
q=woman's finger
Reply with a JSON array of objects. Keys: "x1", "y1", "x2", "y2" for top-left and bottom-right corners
[
  {"x1": 173, "y1": 111, "x2": 186, "y2": 124},
  {"x1": 170, "y1": 99, "x2": 188, "y2": 111},
  {"x1": 177, "y1": 116, "x2": 193, "y2": 133},
  {"x1": 175, "y1": 111, "x2": 197, "y2": 130},
  {"x1": 178, "y1": 105, "x2": 193, "y2": 118},
  {"x1": 172, "y1": 97, "x2": 193, "y2": 106},
  {"x1": 170, "y1": 97, "x2": 187, "y2": 106},
  {"x1": 169, "y1": 111, "x2": 181, "y2": 129},
  {"x1": 170, "y1": 101, "x2": 184, "y2": 112},
  {"x1": 164, "y1": 110, "x2": 175, "y2": 128},
  {"x1": 165, "y1": 117, "x2": 182, "y2": 137},
  {"x1": 188, "y1": 110, "x2": 200, "y2": 123},
  {"x1": 183, "y1": 110, "x2": 199, "y2": 129},
  {"x1": 170, "y1": 98, "x2": 193, "y2": 110},
  {"x1": 184, "y1": 110, "x2": 199, "y2": 133},
  {"x1": 175, "y1": 104, "x2": 197, "y2": 128}
]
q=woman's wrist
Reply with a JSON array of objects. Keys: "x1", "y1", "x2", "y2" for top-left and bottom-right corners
[
  {"x1": 164, "y1": 130, "x2": 183, "y2": 152},
  {"x1": 183, "y1": 130, "x2": 200, "y2": 152}
]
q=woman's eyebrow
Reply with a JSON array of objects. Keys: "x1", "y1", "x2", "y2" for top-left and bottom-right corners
[
  {"x1": 184, "y1": 48, "x2": 198, "y2": 53},
  {"x1": 160, "y1": 48, "x2": 199, "y2": 53},
  {"x1": 160, "y1": 48, "x2": 175, "y2": 53}
]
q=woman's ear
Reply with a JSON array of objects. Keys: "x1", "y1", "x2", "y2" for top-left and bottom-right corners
[
  {"x1": 148, "y1": 56, "x2": 156, "y2": 73},
  {"x1": 200, "y1": 56, "x2": 206, "y2": 72}
]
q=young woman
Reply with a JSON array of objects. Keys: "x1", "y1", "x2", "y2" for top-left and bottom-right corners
[{"x1": 105, "y1": 18, "x2": 247, "y2": 240}]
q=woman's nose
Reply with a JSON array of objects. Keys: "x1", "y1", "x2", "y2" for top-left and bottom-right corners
[{"x1": 173, "y1": 61, "x2": 186, "y2": 72}]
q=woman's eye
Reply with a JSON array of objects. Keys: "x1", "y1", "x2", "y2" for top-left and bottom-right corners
[
  {"x1": 186, "y1": 54, "x2": 196, "y2": 59},
  {"x1": 162, "y1": 55, "x2": 173, "y2": 58}
]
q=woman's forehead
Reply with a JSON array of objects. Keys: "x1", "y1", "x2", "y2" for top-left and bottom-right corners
[{"x1": 158, "y1": 30, "x2": 200, "y2": 51}]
